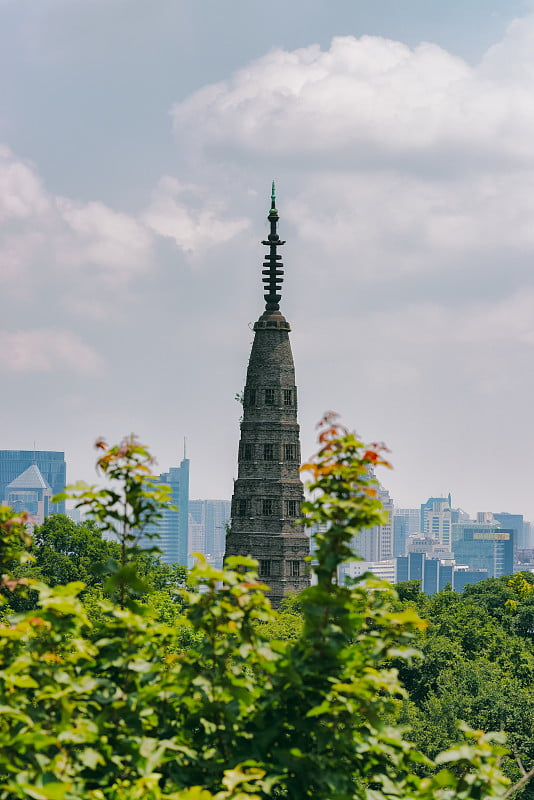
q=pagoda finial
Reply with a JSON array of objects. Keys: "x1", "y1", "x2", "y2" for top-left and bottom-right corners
[{"x1": 261, "y1": 183, "x2": 286, "y2": 312}]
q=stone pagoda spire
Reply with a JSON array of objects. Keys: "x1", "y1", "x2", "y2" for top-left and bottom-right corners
[{"x1": 224, "y1": 184, "x2": 310, "y2": 606}]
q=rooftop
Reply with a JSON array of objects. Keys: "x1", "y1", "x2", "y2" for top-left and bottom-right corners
[{"x1": 6, "y1": 464, "x2": 52, "y2": 491}]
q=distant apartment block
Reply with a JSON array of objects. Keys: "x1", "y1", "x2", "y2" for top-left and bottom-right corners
[{"x1": 0, "y1": 450, "x2": 66, "y2": 515}]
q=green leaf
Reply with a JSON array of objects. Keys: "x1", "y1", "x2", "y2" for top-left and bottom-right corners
[{"x1": 78, "y1": 748, "x2": 105, "y2": 769}]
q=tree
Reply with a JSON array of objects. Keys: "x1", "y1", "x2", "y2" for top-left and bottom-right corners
[
  {"x1": 55, "y1": 435, "x2": 173, "y2": 607},
  {"x1": 394, "y1": 582, "x2": 534, "y2": 794},
  {"x1": 395, "y1": 579, "x2": 426, "y2": 605},
  {"x1": 2, "y1": 512, "x2": 188, "y2": 620},
  {"x1": 32, "y1": 515, "x2": 121, "y2": 587},
  {"x1": 0, "y1": 421, "x2": 524, "y2": 799},
  {"x1": 0, "y1": 505, "x2": 33, "y2": 620}
]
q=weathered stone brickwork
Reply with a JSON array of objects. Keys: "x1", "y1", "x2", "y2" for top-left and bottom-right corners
[{"x1": 225, "y1": 187, "x2": 310, "y2": 606}]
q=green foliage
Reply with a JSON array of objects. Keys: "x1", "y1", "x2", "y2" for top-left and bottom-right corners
[
  {"x1": 2, "y1": 512, "x2": 187, "y2": 623},
  {"x1": 0, "y1": 507, "x2": 34, "y2": 621},
  {"x1": 55, "y1": 435, "x2": 172, "y2": 543},
  {"x1": 255, "y1": 593, "x2": 303, "y2": 642},
  {"x1": 55, "y1": 435, "x2": 174, "y2": 607},
  {"x1": 133, "y1": 551, "x2": 187, "y2": 595},
  {"x1": 0, "y1": 418, "x2": 523, "y2": 799},
  {"x1": 0, "y1": 507, "x2": 32, "y2": 574},
  {"x1": 395, "y1": 580, "x2": 425, "y2": 604},
  {"x1": 394, "y1": 579, "x2": 534, "y2": 794},
  {"x1": 32, "y1": 515, "x2": 121, "y2": 587}
]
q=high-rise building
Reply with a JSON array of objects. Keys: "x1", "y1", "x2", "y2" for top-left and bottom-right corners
[
  {"x1": 453, "y1": 566, "x2": 489, "y2": 592},
  {"x1": 396, "y1": 551, "x2": 488, "y2": 594},
  {"x1": 393, "y1": 507, "x2": 420, "y2": 556},
  {"x1": 0, "y1": 450, "x2": 66, "y2": 514},
  {"x1": 522, "y1": 521, "x2": 534, "y2": 549},
  {"x1": 353, "y1": 485, "x2": 393, "y2": 561},
  {"x1": 224, "y1": 185, "x2": 310, "y2": 606},
  {"x1": 188, "y1": 512, "x2": 205, "y2": 560},
  {"x1": 493, "y1": 512, "x2": 525, "y2": 549},
  {"x1": 407, "y1": 534, "x2": 454, "y2": 562},
  {"x1": 189, "y1": 499, "x2": 231, "y2": 568},
  {"x1": 405, "y1": 534, "x2": 455, "y2": 593},
  {"x1": 338, "y1": 558, "x2": 396, "y2": 585},
  {"x1": 452, "y1": 518, "x2": 514, "y2": 578},
  {"x1": 421, "y1": 495, "x2": 452, "y2": 547},
  {"x1": 141, "y1": 456, "x2": 189, "y2": 565},
  {"x1": 4, "y1": 464, "x2": 53, "y2": 531}
]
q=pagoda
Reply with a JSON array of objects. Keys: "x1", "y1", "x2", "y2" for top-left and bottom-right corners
[{"x1": 224, "y1": 184, "x2": 310, "y2": 605}]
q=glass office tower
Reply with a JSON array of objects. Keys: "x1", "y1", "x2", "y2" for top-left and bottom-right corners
[{"x1": 0, "y1": 450, "x2": 66, "y2": 514}]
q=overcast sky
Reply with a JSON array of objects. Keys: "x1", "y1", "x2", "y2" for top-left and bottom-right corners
[{"x1": 2, "y1": 0, "x2": 534, "y2": 519}]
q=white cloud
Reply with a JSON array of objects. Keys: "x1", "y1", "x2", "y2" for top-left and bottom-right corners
[
  {"x1": 168, "y1": 17, "x2": 534, "y2": 297},
  {"x1": 308, "y1": 289, "x2": 534, "y2": 359},
  {"x1": 5, "y1": 10, "x2": 534, "y2": 516},
  {"x1": 283, "y1": 168, "x2": 534, "y2": 288},
  {"x1": 0, "y1": 328, "x2": 103, "y2": 375},
  {"x1": 0, "y1": 146, "x2": 252, "y2": 314},
  {"x1": 172, "y1": 22, "x2": 534, "y2": 166},
  {"x1": 291, "y1": 289, "x2": 534, "y2": 444},
  {"x1": 0, "y1": 146, "x2": 154, "y2": 306},
  {"x1": 143, "y1": 176, "x2": 250, "y2": 256},
  {"x1": 56, "y1": 198, "x2": 152, "y2": 280},
  {"x1": 0, "y1": 146, "x2": 49, "y2": 222}
]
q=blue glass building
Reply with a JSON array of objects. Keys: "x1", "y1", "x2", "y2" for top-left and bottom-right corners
[
  {"x1": 5, "y1": 465, "x2": 53, "y2": 530},
  {"x1": 393, "y1": 508, "x2": 420, "y2": 556},
  {"x1": 395, "y1": 551, "x2": 488, "y2": 594},
  {"x1": 439, "y1": 563, "x2": 454, "y2": 590},
  {"x1": 424, "y1": 558, "x2": 439, "y2": 595},
  {"x1": 189, "y1": 499, "x2": 231, "y2": 568},
  {"x1": 141, "y1": 457, "x2": 190, "y2": 565},
  {"x1": 453, "y1": 568, "x2": 488, "y2": 592},
  {"x1": 0, "y1": 450, "x2": 66, "y2": 514},
  {"x1": 453, "y1": 524, "x2": 514, "y2": 578},
  {"x1": 494, "y1": 512, "x2": 524, "y2": 548}
]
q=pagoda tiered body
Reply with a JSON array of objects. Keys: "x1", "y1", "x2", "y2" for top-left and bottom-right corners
[{"x1": 224, "y1": 185, "x2": 310, "y2": 606}]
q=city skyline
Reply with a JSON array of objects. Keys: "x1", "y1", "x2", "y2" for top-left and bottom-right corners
[{"x1": 2, "y1": 2, "x2": 534, "y2": 516}]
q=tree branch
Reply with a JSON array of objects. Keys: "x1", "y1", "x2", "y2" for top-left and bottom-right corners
[{"x1": 503, "y1": 763, "x2": 534, "y2": 799}]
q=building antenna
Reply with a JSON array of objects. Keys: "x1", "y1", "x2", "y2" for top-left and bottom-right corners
[{"x1": 183, "y1": 436, "x2": 187, "y2": 460}]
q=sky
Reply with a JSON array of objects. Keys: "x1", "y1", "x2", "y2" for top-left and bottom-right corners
[{"x1": 2, "y1": 0, "x2": 534, "y2": 519}]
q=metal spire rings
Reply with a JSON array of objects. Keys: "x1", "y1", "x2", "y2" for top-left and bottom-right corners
[{"x1": 261, "y1": 181, "x2": 286, "y2": 312}]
